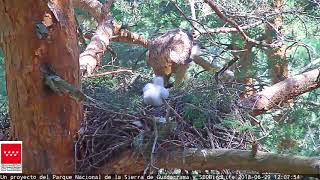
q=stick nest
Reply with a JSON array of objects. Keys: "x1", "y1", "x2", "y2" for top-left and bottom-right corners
[{"x1": 75, "y1": 74, "x2": 257, "y2": 173}]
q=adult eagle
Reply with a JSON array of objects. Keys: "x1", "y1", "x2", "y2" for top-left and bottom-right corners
[{"x1": 146, "y1": 29, "x2": 195, "y2": 86}]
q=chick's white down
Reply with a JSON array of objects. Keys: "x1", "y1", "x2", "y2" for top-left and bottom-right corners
[
  {"x1": 190, "y1": 45, "x2": 201, "y2": 58},
  {"x1": 143, "y1": 76, "x2": 169, "y2": 106}
]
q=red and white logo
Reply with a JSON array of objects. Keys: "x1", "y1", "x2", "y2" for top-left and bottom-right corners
[
  {"x1": 1, "y1": 143, "x2": 21, "y2": 164},
  {"x1": 0, "y1": 141, "x2": 22, "y2": 173}
]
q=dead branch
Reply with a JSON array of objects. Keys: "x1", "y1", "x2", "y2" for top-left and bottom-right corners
[
  {"x1": 79, "y1": 74, "x2": 320, "y2": 174},
  {"x1": 73, "y1": 0, "x2": 265, "y2": 77},
  {"x1": 85, "y1": 69, "x2": 133, "y2": 78}
]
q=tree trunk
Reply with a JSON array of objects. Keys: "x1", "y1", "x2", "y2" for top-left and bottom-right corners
[
  {"x1": 238, "y1": 43, "x2": 255, "y2": 98},
  {"x1": 232, "y1": 35, "x2": 255, "y2": 98},
  {"x1": 266, "y1": 0, "x2": 287, "y2": 84},
  {"x1": 0, "y1": 0, "x2": 81, "y2": 173}
]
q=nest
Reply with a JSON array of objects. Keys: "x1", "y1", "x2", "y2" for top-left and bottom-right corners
[{"x1": 75, "y1": 75, "x2": 257, "y2": 173}]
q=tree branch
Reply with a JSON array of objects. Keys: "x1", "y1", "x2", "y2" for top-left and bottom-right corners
[
  {"x1": 73, "y1": 0, "x2": 150, "y2": 75},
  {"x1": 203, "y1": 0, "x2": 280, "y2": 48},
  {"x1": 205, "y1": 21, "x2": 263, "y2": 34},
  {"x1": 72, "y1": 0, "x2": 103, "y2": 21},
  {"x1": 192, "y1": 55, "x2": 234, "y2": 80},
  {"x1": 112, "y1": 29, "x2": 149, "y2": 48},
  {"x1": 79, "y1": 17, "x2": 115, "y2": 75},
  {"x1": 97, "y1": 148, "x2": 320, "y2": 175},
  {"x1": 85, "y1": 69, "x2": 133, "y2": 78},
  {"x1": 240, "y1": 68, "x2": 320, "y2": 116}
]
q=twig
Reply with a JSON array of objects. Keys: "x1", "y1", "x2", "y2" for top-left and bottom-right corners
[
  {"x1": 85, "y1": 69, "x2": 133, "y2": 78},
  {"x1": 150, "y1": 118, "x2": 159, "y2": 171},
  {"x1": 215, "y1": 56, "x2": 238, "y2": 82},
  {"x1": 204, "y1": 0, "x2": 281, "y2": 48},
  {"x1": 163, "y1": 99, "x2": 183, "y2": 120},
  {"x1": 205, "y1": 126, "x2": 215, "y2": 149}
]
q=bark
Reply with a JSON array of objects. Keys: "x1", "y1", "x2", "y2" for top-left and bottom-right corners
[
  {"x1": 235, "y1": 42, "x2": 255, "y2": 98},
  {"x1": 80, "y1": 23, "x2": 143, "y2": 76},
  {"x1": 0, "y1": 0, "x2": 81, "y2": 173},
  {"x1": 239, "y1": 69, "x2": 320, "y2": 116},
  {"x1": 72, "y1": 0, "x2": 320, "y2": 175},
  {"x1": 112, "y1": 29, "x2": 149, "y2": 48},
  {"x1": 96, "y1": 148, "x2": 320, "y2": 175},
  {"x1": 73, "y1": 0, "x2": 239, "y2": 80},
  {"x1": 79, "y1": 18, "x2": 115, "y2": 75},
  {"x1": 266, "y1": 0, "x2": 288, "y2": 84},
  {"x1": 75, "y1": 0, "x2": 149, "y2": 75}
]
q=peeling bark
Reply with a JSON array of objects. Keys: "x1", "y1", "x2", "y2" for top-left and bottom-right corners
[
  {"x1": 78, "y1": 21, "x2": 149, "y2": 75},
  {"x1": 95, "y1": 70, "x2": 320, "y2": 175},
  {"x1": 0, "y1": 0, "x2": 81, "y2": 173},
  {"x1": 55, "y1": 0, "x2": 320, "y2": 175},
  {"x1": 74, "y1": 0, "x2": 111, "y2": 75},
  {"x1": 79, "y1": 18, "x2": 115, "y2": 75}
]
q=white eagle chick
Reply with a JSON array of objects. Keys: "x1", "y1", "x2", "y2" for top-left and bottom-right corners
[{"x1": 143, "y1": 76, "x2": 169, "y2": 106}]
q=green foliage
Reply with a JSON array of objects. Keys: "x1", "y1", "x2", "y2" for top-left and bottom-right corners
[
  {"x1": 0, "y1": 50, "x2": 6, "y2": 103},
  {"x1": 222, "y1": 117, "x2": 255, "y2": 133},
  {"x1": 82, "y1": 73, "x2": 146, "y2": 113},
  {"x1": 184, "y1": 106, "x2": 207, "y2": 128}
]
